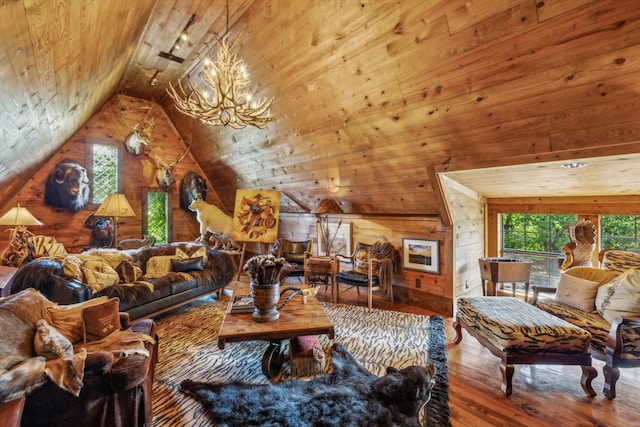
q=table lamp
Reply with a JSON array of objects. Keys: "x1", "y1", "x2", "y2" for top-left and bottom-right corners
[
  {"x1": 0, "y1": 204, "x2": 44, "y2": 267},
  {"x1": 95, "y1": 193, "x2": 135, "y2": 248}
]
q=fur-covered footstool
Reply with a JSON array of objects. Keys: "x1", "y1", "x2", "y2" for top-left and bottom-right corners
[{"x1": 289, "y1": 335, "x2": 325, "y2": 377}]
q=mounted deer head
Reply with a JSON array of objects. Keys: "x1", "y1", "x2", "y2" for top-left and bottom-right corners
[
  {"x1": 149, "y1": 142, "x2": 191, "y2": 188},
  {"x1": 124, "y1": 105, "x2": 155, "y2": 156}
]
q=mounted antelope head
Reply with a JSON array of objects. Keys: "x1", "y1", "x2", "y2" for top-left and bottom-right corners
[{"x1": 149, "y1": 142, "x2": 191, "y2": 188}]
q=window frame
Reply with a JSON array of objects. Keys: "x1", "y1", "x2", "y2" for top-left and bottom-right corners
[{"x1": 86, "y1": 139, "x2": 124, "y2": 209}]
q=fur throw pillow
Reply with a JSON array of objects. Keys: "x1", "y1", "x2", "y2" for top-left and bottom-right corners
[{"x1": 34, "y1": 319, "x2": 74, "y2": 360}]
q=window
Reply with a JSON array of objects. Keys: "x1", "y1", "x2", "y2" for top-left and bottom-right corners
[
  {"x1": 92, "y1": 144, "x2": 118, "y2": 203},
  {"x1": 145, "y1": 191, "x2": 168, "y2": 244},
  {"x1": 501, "y1": 213, "x2": 577, "y2": 288},
  {"x1": 601, "y1": 215, "x2": 640, "y2": 251}
]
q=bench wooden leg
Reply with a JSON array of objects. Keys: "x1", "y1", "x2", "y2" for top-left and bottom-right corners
[
  {"x1": 453, "y1": 318, "x2": 463, "y2": 344},
  {"x1": 500, "y1": 362, "x2": 514, "y2": 396},
  {"x1": 580, "y1": 365, "x2": 597, "y2": 397}
]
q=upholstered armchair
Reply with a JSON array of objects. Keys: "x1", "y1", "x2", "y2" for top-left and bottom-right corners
[
  {"x1": 270, "y1": 239, "x2": 313, "y2": 283},
  {"x1": 335, "y1": 241, "x2": 395, "y2": 311}
]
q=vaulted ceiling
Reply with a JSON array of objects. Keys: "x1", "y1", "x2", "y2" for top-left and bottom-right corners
[{"x1": 1, "y1": 0, "x2": 640, "y2": 216}]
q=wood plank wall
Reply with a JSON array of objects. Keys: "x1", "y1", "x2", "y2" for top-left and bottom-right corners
[
  {"x1": 0, "y1": 95, "x2": 218, "y2": 253},
  {"x1": 439, "y1": 174, "x2": 485, "y2": 300},
  {"x1": 278, "y1": 212, "x2": 453, "y2": 315}
]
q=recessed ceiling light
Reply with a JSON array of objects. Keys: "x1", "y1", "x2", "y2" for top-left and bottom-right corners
[{"x1": 561, "y1": 162, "x2": 587, "y2": 169}]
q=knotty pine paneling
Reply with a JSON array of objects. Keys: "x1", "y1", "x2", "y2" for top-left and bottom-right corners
[
  {"x1": 0, "y1": 95, "x2": 222, "y2": 252},
  {"x1": 278, "y1": 212, "x2": 453, "y2": 316}
]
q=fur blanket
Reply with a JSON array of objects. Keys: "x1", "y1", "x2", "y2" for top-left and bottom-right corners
[{"x1": 181, "y1": 343, "x2": 435, "y2": 427}]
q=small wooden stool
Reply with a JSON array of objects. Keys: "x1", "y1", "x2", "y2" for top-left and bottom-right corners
[
  {"x1": 289, "y1": 335, "x2": 325, "y2": 377},
  {"x1": 454, "y1": 296, "x2": 597, "y2": 396}
]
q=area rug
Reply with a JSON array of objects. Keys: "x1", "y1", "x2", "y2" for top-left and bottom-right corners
[{"x1": 151, "y1": 294, "x2": 450, "y2": 427}]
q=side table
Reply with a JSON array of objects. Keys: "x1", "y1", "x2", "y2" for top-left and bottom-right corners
[{"x1": 303, "y1": 254, "x2": 337, "y2": 303}]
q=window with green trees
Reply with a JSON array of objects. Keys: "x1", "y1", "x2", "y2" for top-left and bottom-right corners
[
  {"x1": 92, "y1": 144, "x2": 118, "y2": 203},
  {"x1": 146, "y1": 191, "x2": 168, "y2": 244},
  {"x1": 501, "y1": 213, "x2": 577, "y2": 288},
  {"x1": 601, "y1": 215, "x2": 640, "y2": 251}
]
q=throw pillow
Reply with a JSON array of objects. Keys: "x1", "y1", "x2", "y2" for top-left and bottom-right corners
[
  {"x1": 176, "y1": 246, "x2": 210, "y2": 266},
  {"x1": 0, "y1": 289, "x2": 54, "y2": 372},
  {"x1": 171, "y1": 257, "x2": 204, "y2": 273},
  {"x1": 601, "y1": 250, "x2": 640, "y2": 275},
  {"x1": 82, "y1": 297, "x2": 120, "y2": 342},
  {"x1": 148, "y1": 244, "x2": 176, "y2": 257},
  {"x1": 115, "y1": 259, "x2": 143, "y2": 283},
  {"x1": 353, "y1": 248, "x2": 380, "y2": 276},
  {"x1": 595, "y1": 269, "x2": 640, "y2": 323},
  {"x1": 43, "y1": 296, "x2": 109, "y2": 343},
  {"x1": 145, "y1": 255, "x2": 180, "y2": 279},
  {"x1": 34, "y1": 319, "x2": 74, "y2": 360},
  {"x1": 555, "y1": 273, "x2": 601, "y2": 312}
]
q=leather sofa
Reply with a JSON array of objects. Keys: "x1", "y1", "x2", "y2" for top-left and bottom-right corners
[{"x1": 4, "y1": 242, "x2": 237, "y2": 320}]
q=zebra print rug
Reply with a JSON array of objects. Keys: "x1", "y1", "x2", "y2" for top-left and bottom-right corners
[{"x1": 151, "y1": 294, "x2": 450, "y2": 426}]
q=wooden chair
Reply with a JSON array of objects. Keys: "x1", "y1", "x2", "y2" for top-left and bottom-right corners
[
  {"x1": 335, "y1": 241, "x2": 395, "y2": 311},
  {"x1": 270, "y1": 239, "x2": 313, "y2": 283}
]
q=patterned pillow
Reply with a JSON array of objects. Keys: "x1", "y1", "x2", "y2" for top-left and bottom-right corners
[
  {"x1": 595, "y1": 269, "x2": 640, "y2": 323},
  {"x1": 601, "y1": 250, "x2": 640, "y2": 275}
]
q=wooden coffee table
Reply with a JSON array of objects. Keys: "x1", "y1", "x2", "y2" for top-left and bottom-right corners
[{"x1": 218, "y1": 289, "x2": 335, "y2": 378}]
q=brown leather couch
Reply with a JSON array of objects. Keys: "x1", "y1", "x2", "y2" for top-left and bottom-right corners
[
  {"x1": 4, "y1": 299, "x2": 158, "y2": 427},
  {"x1": 4, "y1": 242, "x2": 237, "y2": 320}
]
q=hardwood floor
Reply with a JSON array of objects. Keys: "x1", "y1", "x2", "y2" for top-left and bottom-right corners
[{"x1": 301, "y1": 281, "x2": 639, "y2": 427}]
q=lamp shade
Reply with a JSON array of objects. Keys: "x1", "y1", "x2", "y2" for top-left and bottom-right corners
[
  {"x1": 313, "y1": 198, "x2": 343, "y2": 214},
  {"x1": 95, "y1": 194, "x2": 135, "y2": 217},
  {"x1": 0, "y1": 204, "x2": 44, "y2": 226}
]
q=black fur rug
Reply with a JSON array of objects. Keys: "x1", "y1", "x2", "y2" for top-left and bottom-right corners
[
  {"x1": 180, "y1": 316, "x2": 450, "y2": 427},
  {"x1": 181, "y1": 343, "x2": 433, "y2": 427}
]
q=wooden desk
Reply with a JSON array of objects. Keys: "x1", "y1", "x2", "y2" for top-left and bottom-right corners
[{"x1": 218, "y1": 289, "x2": 334, "y2": 378}]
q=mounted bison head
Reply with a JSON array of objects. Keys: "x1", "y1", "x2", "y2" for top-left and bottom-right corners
[
  {"x1": 180, "y1": 171, "x2": 207, "y2": 211},
  {"x1": 44, "y1": 159, "x2": 90, "y2": 212}
]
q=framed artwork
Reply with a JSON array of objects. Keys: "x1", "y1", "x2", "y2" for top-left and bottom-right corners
[
  {"x1": 402, "y1": 238, "x2": 440, "y2": 274},
  {"x1": 316, "y1": 221, "x2": 352, "y2": 261},
  {"x1": 231, "y1": 189, "x2": 280, "y2": 243}
]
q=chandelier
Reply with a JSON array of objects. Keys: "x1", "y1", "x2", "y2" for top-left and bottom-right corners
[{"x1": 166, "y1": 2, "x2": 274, "y2": 129}]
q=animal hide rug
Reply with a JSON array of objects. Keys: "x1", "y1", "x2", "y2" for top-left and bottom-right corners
[{"x1": 181, "y1": 343, "x2": 435, "y2": 427}]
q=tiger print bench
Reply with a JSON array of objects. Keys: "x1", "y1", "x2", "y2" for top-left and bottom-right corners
[{"x1": 454, "y1": 296, "x2": 597, "y2": 396}]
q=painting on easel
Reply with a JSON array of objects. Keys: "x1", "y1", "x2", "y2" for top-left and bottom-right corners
[{"x1": 232, "y1": 189, "x2": 280, "y2": 244}]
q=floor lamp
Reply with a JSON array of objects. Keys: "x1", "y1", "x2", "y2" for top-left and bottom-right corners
[
  {"x1": 0, "y1": 204, "x2": 44, "y2": 267},
  {"x1": 95, "y1": 194, "x2": 135, "y2": 248}
]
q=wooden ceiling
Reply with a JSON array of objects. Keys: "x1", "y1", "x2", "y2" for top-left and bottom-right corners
[{"x1": 1, "y1": 0, "x2": 640, "y2": 216}]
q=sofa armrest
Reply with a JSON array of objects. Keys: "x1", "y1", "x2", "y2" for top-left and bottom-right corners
[
  {"x1": 84, "y1": 351, "x2": 115, "y2": 376},
  {"x1": 530, "y1": 285, "x2": 556, "y2": 305},
  {"x1": 607, "y1": 315, "x2": 640, "y2": 364},
  {"x1": 109, "y1": 319, "x2": 157, "y2": 392}
]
